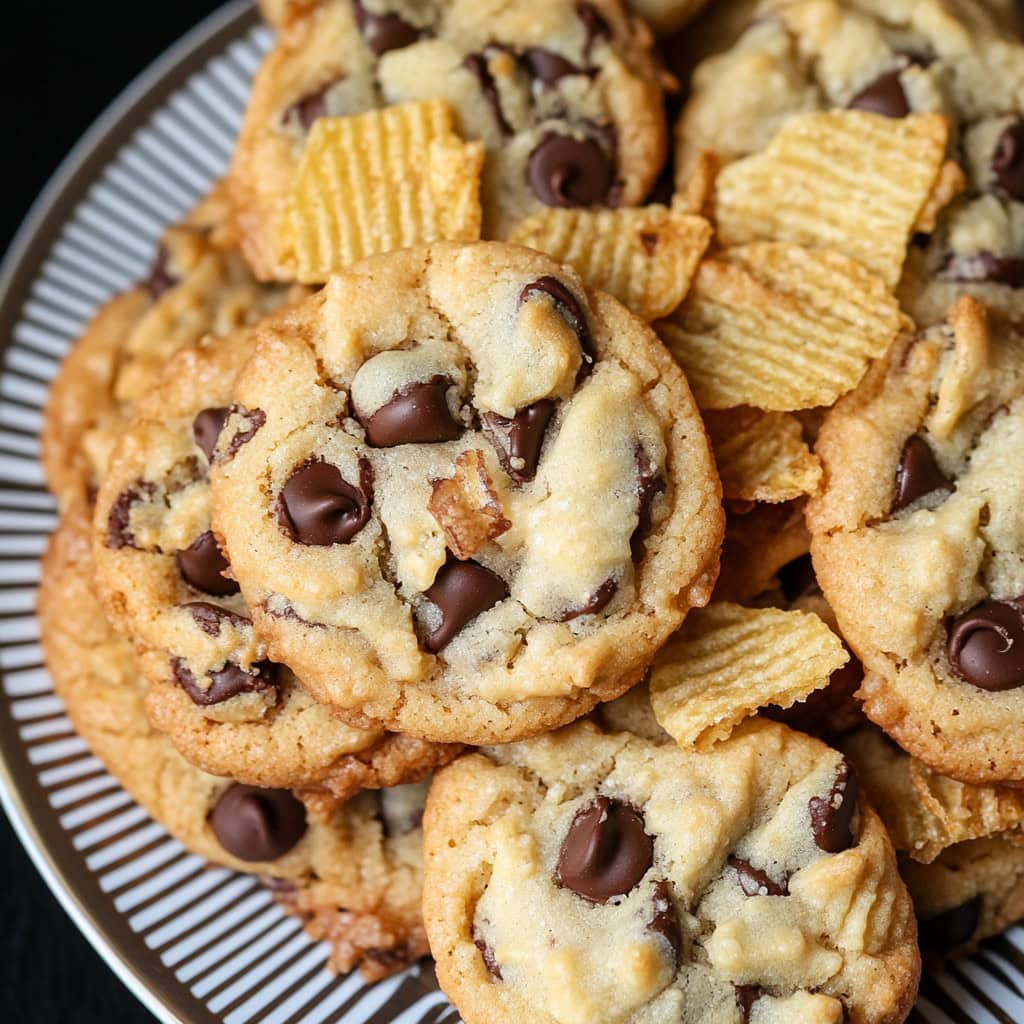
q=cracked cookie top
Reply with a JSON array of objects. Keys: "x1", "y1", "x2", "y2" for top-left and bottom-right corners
[
  {"x1": 422, "y1": 720, "x2": 919, "y2": 1024},
  {"x1": 210, "y1": 242, "x2": 722, "y2": 744},
  {"x1": 229, "y1": 0, "x2": 667, "y2": 279}
]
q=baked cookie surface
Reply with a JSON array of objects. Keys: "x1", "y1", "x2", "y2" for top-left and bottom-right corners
[
  {"x1": 423, "y1": 719, "x2": 920, "y2": 1024},
  {"x1": 211, "y1": 242, "x2": 722, "y2": 744}
]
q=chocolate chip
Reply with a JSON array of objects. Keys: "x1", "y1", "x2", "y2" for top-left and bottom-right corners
[
  {"x1": 105, "y1": 482, "x2": 155, "y2": 549},
  {"x1": 193, "y1": 407, "x2": 231, "y2": 462},
  {"x1": 560, "y1": 578, "x2": 618, "y2": 621},
  {"x1": 210, "y1": 784, "x2": 306, "y2": 862},
  {"x1": 360, "y1": 376, "x2": 463, "y2": 447},
  {"x1": 522, "y1": 47, "x2": 585, "y2": 86},
  {"x1": 631, "y1": 450, "x2": 666, "y2": 563},
  {"x1": 175, "y1": 531, "x2": 240, "y2": 597},
  {"x1": 423, "y1": 559, "x2": 508, "y2": 652},
  {"x1": 892, "y1": 435, "x2": 953, "y2": 512},
  {"x1": 484, "y1": 400, "x2": 555, "y2": 483},
  {"x1": 941, "y1": 251, "x2": 1024, "y2": 287},
  {"x1": 184, "y1": 601, "x2": 248, "y2": 637},
  {"x1": 918, "y1": 896, "x2": 982, "y2": 952},
  {"x1": 992, "y1": 121, "x2": 1024, "y2": 201},
  {"x1": 475, "y1": 938, "x2": 503, "y2": 981},
  {"x1": 222, "y1": 406, "x2": 266, "y2": 459},
  {"x1": 351, "y1": 0, "x2": 421, "y2": 55},
  {"x1": 809, "y1": 758, "x2": 859, "y2": 853},
  {"x1": 172, "y1": 658, "x2": 279, "y2": 707},
  {"x1": 463, "y1": 52, "x2": 512, "y2": 136},
  {"x1": 277, "y1": 458, "x2": 373, "y2": 546},
  {"x1": 777, "y1": 554, "x2": 820, "y2": 603},
  {"x1": 947, "y1": 598, "x2": 1024, "y2": 691},
  {"x1": 519, "y1": 275, "x2": 594, "y2": 372},
  {"x1": 847, "y1": 65, "x2": 910, "y2": 118},
  {"x1": 284, "y1": 84, "x2": 333, "y2": 131},
  {"x1": 728, "y1": 856, "x2": 789, "y2": 897},
  {"x1": 142, "y1": 245, "x2": 178, "y2": 299},
  {"x1": 527, "y1": 132, "x2": 614, "y2": 209},
  {"x1": 555, "y1": 795, "x2": 653, "y2": 903},
  {"x1": 648, "y1": 880, "x2": 681, "y2": 966},
  {"x1": 735, "y1": 985, "x2": 763, "y2": 1022}
]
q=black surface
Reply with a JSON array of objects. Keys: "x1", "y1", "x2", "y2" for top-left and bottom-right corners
[{"x1": 0, "y1": 5, "x2": 225, "y2": 1021}]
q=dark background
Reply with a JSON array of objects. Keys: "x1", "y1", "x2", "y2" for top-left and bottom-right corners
[{"x1": 0, "y1": 4, "x2": 225, "y2": 1020}]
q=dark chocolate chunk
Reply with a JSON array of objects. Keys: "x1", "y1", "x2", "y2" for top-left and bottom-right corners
[
  {"x1": 847, "y1": 64, "x2": 910, "y2": 118},
  {"x1": 941, "y1": 251, "x2": 1024, "y2": 287},
  {"x1": 351, "y1": 0, "x2": 421, "y2": 55},
  {"x1": 222, "y1": 406, "x2": 266, "y2": 459},
  {"x1": 735, "y1": 985, "x2": 763, "y2": 1022},
  {"x1": 648, "y1": 879, "x2": 681, "y2": 966},
  {"x1": 918, "y1": 896, "x2": 982, "y2": 952},
  {"x1": 172, "y1": 657, "x2": 279, "y2": 707},
  {"x1": 475, "y1": 938, "x2": 503, "y2": 981},
  {"x1": 528, "y1": 132, "x2": 614, "y2": 209},
  {"x1": 947, "y1": 598, "x2": 1024, "y2": 691},
  {"x1": 277, "y1": 458, "x2": 373, "y2": 546},
  {"x1": 361, "y1": 376, "x2": 463, "y2": 447},
  {"x1": 463, "y1": 52, "x2": 512, "y2": 136},
  {"x1": 630, "y1": 450, "x2": 666, "y2": 563},
  {"x1": 193, "y1": 407, "x2": 231, "y2": 462},
  {"x1": 142, "y1": 245, "x2": 178, "y2": 300},
  {"x1": 728, "y1": 855, "x2": 789, "y2": 897},
  {"x1": 209, "y1": 784, "x2": 307, "y2": 862},
  {"x1": 175, "y1": 530, "x2": 239, "y2": 596},
  {"x1": 555, "y1": 795, "x2": 653, "y2": 903},
  {"x1": 106, "y1": 482, "x2": 156, "y2": 550},
  {"x1": 778, "y1": 554, "x2": 821, "y2": 603},
  {"x1": 809, "y1": 758, "x2": 859, "y2": 853},
  {"x1": 484, "y1": 400, "x2": 555, "y2": 483},
  {"x1": 560, "y1": 578, "x2": 618, "y2": 621},
  {"x1": 522, "y1": 47, "x2": 585, "y2": 86},
  {"x1": 992, "y1": 121, "x2": 1024, "y2": 202},
  {"x1": 519, "y1": 275, "x2": 594, "y2": 371},
  {"x1": 892, "y1": 435, "x2": 953, "y2": 512},
  {"x1": 423, "y1": 560, "x2": 508, "y2": 652},
  {"x1": 184, "y1": 601, "x2": 248, "y2": 637}
]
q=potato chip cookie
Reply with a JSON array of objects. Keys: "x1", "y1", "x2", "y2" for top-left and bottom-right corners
[
  {"x1": 93, "y1": 325, "x2": 459, "y2": 799},
  {"x1": 423, "y1": 719, "x2": 920, "y2": 1024},
  {"x1": 211, "y1": 242, "x2": 723, "y2": 744},
  {"x1": 808, "y1": 298, "x2": 1024, "y2": 784},
  {"x1": 229, "y1": 0, "x2": 667, "y2": 279}
]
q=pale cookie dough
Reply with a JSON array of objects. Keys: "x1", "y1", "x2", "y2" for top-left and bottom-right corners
[
  {"x1": 807, "y1": 299, "x2": 1024, "y2": 784},
  {"x1": 229, "y1": 0, "x2": 667, "y2": 279},
  {"x1": 211, "y1": 242, "x2": 723, "y2": 744},
  {"x1": 93, "y1": 326, "x2": 458, "y2": 799},
  {"x1": 423, "y1": 719, "x2": 920, "y2": 1024},
  {"x1": 39, "y1": 501, "x2": 429, "y2": 978}
]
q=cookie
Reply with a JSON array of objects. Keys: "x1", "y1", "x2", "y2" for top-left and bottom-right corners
[
  {"x1": 229, "y1": 0, "x2": 668, "y2": 279},
  {"x1": 674, "y1": 0, "x2": 1024, "y2": 324},
  {"x1": 211, "y1": 242, "x2": 723, "y2": 744},
  {"x1": 423, "y1": 719, "x2": 920, "y2": 1024},
  {"x1": 807, "y1": 298, "x2": 1024, "y2": 784},
  {"x1": 630, "y1": 0, "x2": 712, "y2": 36},
  {"x1": 39, "y1": 501, "x2": 429, "y2": 978},
  {"x1": 93, "y1": 325, "x2": 459, "y2": 799}
]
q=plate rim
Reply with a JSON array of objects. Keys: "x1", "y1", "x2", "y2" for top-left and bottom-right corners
[{"x1": 0, "y1": 3, "x2": 260, "y2": 1021}]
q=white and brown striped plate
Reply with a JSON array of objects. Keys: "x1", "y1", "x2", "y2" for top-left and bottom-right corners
[{"x1": 0, "y1": 1, "x2": 1021, "y2": 1021}]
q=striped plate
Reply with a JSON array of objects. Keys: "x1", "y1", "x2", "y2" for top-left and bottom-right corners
[{"x1": 0, "y1": 1, "x2": 1021, "y2": 1021}]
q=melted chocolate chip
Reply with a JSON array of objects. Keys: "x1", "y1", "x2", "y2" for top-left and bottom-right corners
[
  {"x1": 809, "y1": 758, "x2": 859, "y2": 853},
  {"x1": 992, "y1": 121, "x2": 1024, "y2": 202},
  {"x1": 555, "y1": 796, "x2": 653, "y2": 903},
  {"x1": 631, "y1": 450, "x2": 666, "y2": 563},
  {"x1": 778, "y1": 553, "x2": 821, "y2": 603},
  {"x1": 193, "y1": 407, "x2": 231, "y2": 462},
  {"x1": 424, "y1": 560, "x2": 508, "y2": 652},
  {"x1": 520, "y1": 275, "x2": 594, "y2": 371},
  {"x1": 522, "y1": 47, "x2": 585, "y2": 86},
  {"x1": 484, "y1": 400, "x2": 555, "y2": 483},
  {"x1": 277, "y1": 458, "x2": 373, "y2": 546},
  {"x1": 361, "y1": 376, "x2": 463, "y2": 447},
  {"x1": 729, "y1": 856, "x2": 789, "y2": 897},
  {"x1": 941, "y1": 251, "x2": 1024, "y2": 287},
  {"x1": 222, "y1": 406, "x2": 266, "y2": 459},
  {"x1": 175, "y1": 531, "x2": 239, "y2": 596},
  {"x1": 918, "y1": 896, "x2": 982, "y2": 952},
  {"x1": 351, "y1": 0, "x2": 421, "y2": 55},
  {"x1": 142, "y1": 245, "x2": 178, "y2": 299},
  {"x1": 106, "y1": 482, "x2": 156, "y2": 549},
  {"x1": 892, "y1": 435, "x2": 953, "y2": 512},
  {"x1": 648, "y1": 880, "x2": 681, "y2": 966},
  {"x1": 475, "y1": 938, "x2": 503, "y2": 981},
  {"x1": 210, "y1": 784, "x2": 307, "y2": 862},
  {"x1": 184, "y1": 601, "x2": 248, "y2": 636},
  {"x1": 172, "y1": 658, "x2": 279, "y2": 707},
  {"x1": 560, "y1": 578, "x2": 618, "y2": 621},
  {"x1": 847, "y1": 61, "x2": 911, "y2": 118},
  {"x1": 735, "y1": 985, "x2": 763, "y2": 1022},
  {"x1": 527, "y1": 133, "x2": 614, "y2": 209},
  {"x1": 947, "y1": 598, "x2": 1024, "y2": 691},
  {"x1": 463, "y1": 52, "x2": 512, "y2": 136}
]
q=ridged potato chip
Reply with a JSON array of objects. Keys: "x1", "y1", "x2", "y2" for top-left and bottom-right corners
[
  {"x1": 509, "y1": 206, "x2": 711, "y2": 321},
  {"x1": 650, "y1": 601, "x2": 848, "y2": 749},
  {"x1": 655, "y1": 242, "x2": 903, "y2": 410},
  {"x1": 704, "y1": 407, "x2": 821, "y2": 503},
  {"x1": 714, "y1": 111, "x2": 948, "y2": 287},
  {"x1": 284, "y1": 99, "x2": 484, "y2": 283}
]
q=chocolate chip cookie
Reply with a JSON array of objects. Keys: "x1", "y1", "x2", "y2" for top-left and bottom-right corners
[
  {"x1": 423, "y1": 719, "x2": 920, "y2": 1024},
  {"x1": 93, "y1": 325, "x2": 458, "y2": 798},
  {"x1": 211, "y1": 242, "x2": 723, "y2": 744},
  {"x1": 229, "y1": 0, "x2": 668, "y2": 279},
  {"x1": 808, "y1": 297, "x2": 1024, "y2": 784}
]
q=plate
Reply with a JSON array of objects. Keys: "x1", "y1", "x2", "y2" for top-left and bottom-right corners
[{"x1": 0, "y1": 2, "x2": 1020, "y2": 1021}]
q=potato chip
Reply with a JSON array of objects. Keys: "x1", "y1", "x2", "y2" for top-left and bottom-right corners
[
  {"x1": 926, "y1": 295, "x2": 989, "y2": 441},
  {"x1": 913, "y1": 160, "x2": 967, "y2": 236},
  {"x1": 714, "y1": 111, "x2": 948, "y2": 286},
  {"x1": 285, "y1": 99, "x2": 484, "y2": 283},
  {"x1": 650, "y1": 601, "x2": 847, "y2": 749},
  {"x1": 428, "y1": 449, "x2": 510, "y2": 560},
  {"x1": 704, "y1": 407, "x2": 820, "y2": 502},
  {"x1": 655, "y1": 243, "x2": 903, "y2": 410},
  {"x1": 509, "y1": 206, "x2": 711, "y2": 321},
  {"x1": 674, "y1": 151, "x2": 721, "y2": 219}
]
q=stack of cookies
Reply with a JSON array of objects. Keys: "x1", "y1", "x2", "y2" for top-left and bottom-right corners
[{"x1": 38, "y1": 0, "x2": 1024, "y2": 1020}]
